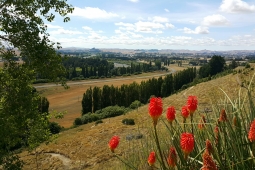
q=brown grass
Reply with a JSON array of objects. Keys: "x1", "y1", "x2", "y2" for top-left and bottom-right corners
[
  {"x1": 19, "y1": 65, "x2": 255, "y2": 170},
  {"x1": 38, "y1": 64, "x2": 188, "y2": 128}
]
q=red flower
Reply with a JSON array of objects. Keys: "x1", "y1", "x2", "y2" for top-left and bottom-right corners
[
  {"x1": 180, "y1": 133, "x2": 194, "y2": 159},
  {"x1": 167, "y1": 147, "x2": 177, "y2": 168},
  {"x1": 198, "y1": 115, "x2": 206, "y2": 130},
  {"x1": 248, "y1": 120, "x2": 255, "y2": 142},
  {"x1": 206, "y1": 139, "x2": 213, "y2": 155},
  {"x1": 219, "y1": 109, "x2": 227, "y2": 122},
  {"x1": 148, "y1": 151, "x2": 156, "y2": 166},
  {"x1": 202, "y1": 151, "x2": 218, "y2": 170},
  {"x1": 181, "y1": 105, "x2": 189, "y2": 119},
  {"x1": 166, "y1": 106, "x2": 176, "y2": 124},
  {"x1": 108, "y1": 136, "x2": 120, "y2": 153},
  {"x1": 187, "y1": 96, "x2": 198, "y2": 116},
  {"x1": 149, "y1": 97, "x2": 163, "y2": 126}
]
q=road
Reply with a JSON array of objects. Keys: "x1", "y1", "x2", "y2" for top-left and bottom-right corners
[{"x1": 34, "y1": 68, "x2": 176, "y2": 89}]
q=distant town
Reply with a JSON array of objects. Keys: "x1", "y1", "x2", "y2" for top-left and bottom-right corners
[{"x1": 58, "y1": 47, "x2": 255, "y2": 59}]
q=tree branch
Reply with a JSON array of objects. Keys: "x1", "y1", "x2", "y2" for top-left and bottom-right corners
[
  {"x1": 0, "y1": 1, "x2": 8, "y2": 10},
  {"x1": 0, "y1": 35, "x2": 10, "y2": 42}
]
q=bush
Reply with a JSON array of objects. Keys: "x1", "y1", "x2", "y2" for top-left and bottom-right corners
[
  {"x1": 73, "y1": 118, "x2": 82, "y2": 125},
  {"x1": 129, "y1": 100, "x2": 142, "y2": 109},
  {"x1": 49, "y1": 122, "x2": 62, "y2": 134},
  {"x1": 122, "y1": 118, "x2": 135, "y2": 125},
  {"x1": 95, "y1": 105, "x2": 129, "y2": 119},
  {"x1": 81, "y1": 113, "x2": 100, "y2": 124}
]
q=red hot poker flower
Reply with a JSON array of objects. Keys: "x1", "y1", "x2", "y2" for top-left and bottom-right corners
[
  {"x1": 149, "y1": 97, "x2": 163, "y2": 126},
  {"x1": 219, "y1": 109, "x2": 227, "y2": 122},
  {"x1": 108, "y1": 136, "x2": 120, "y2": 153},
  {"x1": 206, "y1": 139, "x2": 213, "y2": 155},
  {"x1": 202, "y1": 151, "x2": 218, "y2": 170},
  {"x1": 181, "y1": 105, "x2": 189, "y2": 119},
  {"x1": 166, "y1": 106, "x2": 176, "y2": 124},
  {"x1": 248, "y1": 119, "x2": 255, "y2": 142},
  {"x1": 187, "y1": 96, "x2": 198, "y2": 116},
  {"x1": 198, "y1": 115, "x2": 206, "y2": 130},
  {"x1": 180, "y1": 133, "x2": 195, "y2": 159},
  {"x1": 167, "y1": 147, "x2": 177, "y2": 168},
  {"x1": 148, "y1": 151, "x2": 156, "y2": 166}
]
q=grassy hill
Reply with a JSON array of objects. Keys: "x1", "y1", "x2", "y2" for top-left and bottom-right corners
[{"x1": 19, "y1": 65, "x2": 254, "y2": 170}]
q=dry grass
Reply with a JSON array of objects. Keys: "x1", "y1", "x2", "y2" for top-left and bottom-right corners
[
  {"x1": 38, "y1": 64, "x2": 188, "y2": 128},
  {"x1": 18, "y1": 65, "x2": 255, "y2": 170}
]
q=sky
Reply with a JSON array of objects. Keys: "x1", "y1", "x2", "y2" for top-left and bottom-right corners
[{"x1": 45, "y1": 0, "x2": 255, "y2": 50}]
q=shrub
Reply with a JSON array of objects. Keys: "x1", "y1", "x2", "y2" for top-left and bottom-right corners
[
  {"x1": 81, "y1": 113, "x2": 100, "y2": 124},
  {"x1": 129, "y1": 100, "x2": 142, "y2": 109},
  {"x1": 122, "y1": 118, "x2": 135, "y2": 125},
  {"x1": 95, "y1": 105, "x2": 129, "y2": 119},
  {"x1": 73, "y1": 118, "x2": 82, "y2": 125},
  {"x1": 49, "y1": 122, "x2": 62, "y2": 134}
]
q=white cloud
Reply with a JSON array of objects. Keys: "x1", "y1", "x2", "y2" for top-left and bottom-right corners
[
  {"x1": 82, "y1": 26, "x2": 93, "y2": 31},
  {"x1": 135, "y1": 21, "x2": 165, "y2": 30},
  {"x1": 165, "y1": 23, "x2": 175, "y2": 29},
  {"x1": 135, "y1": 21, "x2": 164, "y2": 33},
  {"x1": 202, "y1": 14, "x2": 229, "y2": 26},
  {"x1": 49, "y1": 29, "x2": 83, "y2": 35},
  {"x1": 115, "y1": 21, "x2": 165, "y2": 34},
  {"x1": 150, "y1": 16, "x2": 169, "y2": 23},
  {"x1": 220, "y1": 0, "x2": 255, "y2": 13},
  {"x1": 128, "y1": 0, "x2": 139, "y2": 2},
  {"x1": 46, "y1": 24, "x2": 63, "y2": 29},
  {"x1": 71, "y1": 7, "x2": 119, "y2": 19},
  {"x1": 181, "y1": 26, "x2": 209, "y2": 34},
  {"x1": 164, "y1": 9, "x2": 169, "y2": 12}
]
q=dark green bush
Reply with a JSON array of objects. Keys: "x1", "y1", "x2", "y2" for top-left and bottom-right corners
[
  {"x1": 122, "y1": 118, "x2": 135, "y2": 125},
  {"x1": 95, "y1": 105, "x2": 129, "y2": 119},
  {"x1": 81, "y1": 113, "x2": 100, "y2": 124},
  {"x1": 74, "y1": 118, "x2": 82, "y2": 125},
  {"x1": 49, "y1": 122, "x2": 62, "y2": 134},
  {"x1": 129, "y1": 100, "x2": 142, "y2": 109}
]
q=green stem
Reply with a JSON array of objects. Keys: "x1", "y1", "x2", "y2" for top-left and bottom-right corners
[
  {"x1": 114, "y1": 153, "x2": 137, "y2": 170},
  {"x1": 191, "y1": 115, "x2": 194, "y2": 134},
  {"x1": 154, "y1": 125, "x2": 167, "y2": 170}
]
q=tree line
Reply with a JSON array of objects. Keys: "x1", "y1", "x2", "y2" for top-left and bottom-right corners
[
  {"x1": 82, "y1": 67, "x2": 197, "y2": 115},
  {"x1": 63, "y1": 57, "x2": 165, "y2": 80}
]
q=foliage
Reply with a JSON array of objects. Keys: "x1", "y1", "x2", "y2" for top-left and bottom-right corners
[
  {"x1": 129, "y1": 100, "x2": 142, "y2": 109},
  {"x1": 81, "y1": 67, "x2": 197, "y2": 113},
  {"x1": 122, "y1": 119, "x2": 135, "y2": 125},
  {"x1": 48, "y1": 122, "x2": 62, "y2": 134},
  {"x1": 73, "y1": 118, "x2": 83, "y2": 126},
  {"x1": 0, "y1": 0, "x2": 73, "y2": 167},
  {"x1": 199, "y1": 55, "x2": 226, "y2": 78}
]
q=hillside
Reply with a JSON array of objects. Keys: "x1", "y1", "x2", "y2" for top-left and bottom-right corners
[{"x1": 19, "y1": 66, "x2": 253, "y2": 170}]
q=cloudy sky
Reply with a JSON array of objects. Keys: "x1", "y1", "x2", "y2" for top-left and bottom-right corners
[{"x1": 46, "y1": 0, "x2": 255, "y2": 50}]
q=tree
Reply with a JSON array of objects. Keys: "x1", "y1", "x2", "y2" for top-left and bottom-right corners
[
  {"x1": 208, "y1": 55, "x2": 226, "y2": 76},
  {"x1": 0, "y1": 0, "x2": 73, "y2": 168}
]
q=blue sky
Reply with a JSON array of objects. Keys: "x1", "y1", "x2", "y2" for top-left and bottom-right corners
[{"x1": 46, "y1": 0, "x2": 255, "y2": 50}]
